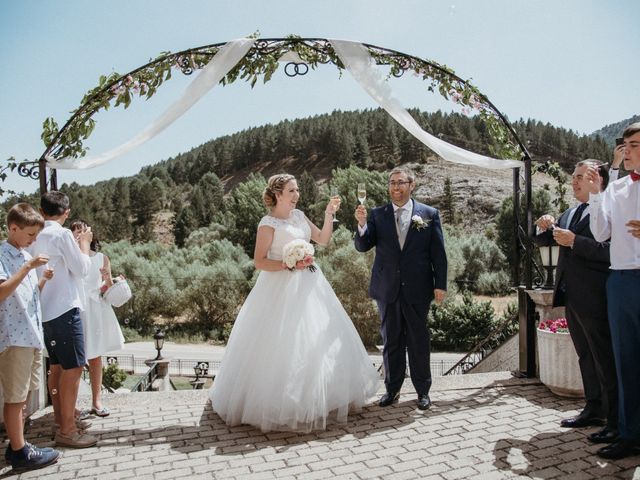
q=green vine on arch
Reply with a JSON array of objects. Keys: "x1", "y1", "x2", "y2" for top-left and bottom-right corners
[{"x1": 40, "y1": 36, "x2": 522, "y2": 164}]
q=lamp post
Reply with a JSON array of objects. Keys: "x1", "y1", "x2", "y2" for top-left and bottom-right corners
[
  {"x1": 538, "y1": 243, "x2": 560, "y2": 289},
  {"x1": 153, "y1": 329, "x2": 165, "y2": 361},
  {"x1": 191, "y1": 362, "x2": 208, "y2": 390}
]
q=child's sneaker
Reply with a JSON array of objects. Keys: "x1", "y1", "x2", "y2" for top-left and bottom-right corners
[
  {"x1": 5, "y1": 442, "x2": 56, "y2": 463},
  {"x1": 10, "y1": 442, "x2": 60, "y2": 471}
]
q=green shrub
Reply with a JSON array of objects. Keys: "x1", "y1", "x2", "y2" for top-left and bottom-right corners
[
  {"x1": 102, "y1": 363, "x2": 127, "y2": 390},
  {"x1": 476, "y1": 271, "x2": 511, "y2": 296},
  {"x1": 429, "y1": 292, "x2": 496, "y2": 351}
]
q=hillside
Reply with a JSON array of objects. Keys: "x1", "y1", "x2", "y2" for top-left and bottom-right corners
[
  {"x1": 591, "y1": 114, "x2": 640, "y2": 145},
  {"x1": 2, "y1": 108, "x2": 612, "y2": 246}
]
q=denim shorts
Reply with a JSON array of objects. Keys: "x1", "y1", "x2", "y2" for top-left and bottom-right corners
[{"x1": 43, "y1": 308, "x2": 86, "y2": 369}]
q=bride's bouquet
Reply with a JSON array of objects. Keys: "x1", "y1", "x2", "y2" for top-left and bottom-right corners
[{"x1": 282, "y1": 239, "x2": 316, "y2": 272}]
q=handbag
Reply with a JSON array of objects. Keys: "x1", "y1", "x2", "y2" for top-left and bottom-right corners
[{"x1": 103, "y1": 275, "x2": 132, "y2": 307}]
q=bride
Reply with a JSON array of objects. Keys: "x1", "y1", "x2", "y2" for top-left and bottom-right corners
[{"x1": 209, "y1": 173, "x2": 380, "y2": 432}]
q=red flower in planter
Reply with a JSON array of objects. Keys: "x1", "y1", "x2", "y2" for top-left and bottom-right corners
[{"x1": 538, "y1": 317, "x2": 569, "y2": 334}]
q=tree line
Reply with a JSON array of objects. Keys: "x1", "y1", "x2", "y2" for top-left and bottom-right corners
[{"x1": 2, "y1": 108, "x2": 612, "y2": 248}]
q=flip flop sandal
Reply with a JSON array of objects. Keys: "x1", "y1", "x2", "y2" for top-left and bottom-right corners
[{"x1": 91, "y1": 407, "x2": 110, "y2": 417}]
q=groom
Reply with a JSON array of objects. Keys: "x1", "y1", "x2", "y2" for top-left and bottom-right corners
[{"x1": 354, "y1": 167, "x2": 447, "y2": 410}]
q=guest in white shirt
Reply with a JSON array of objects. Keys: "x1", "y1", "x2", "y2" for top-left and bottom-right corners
[
  {"x1": 29, "y1": 192, "x2": 97, "y2": 449},
  {"x1": 587, "y1": 122, "x2": 640, "y2": 460}
]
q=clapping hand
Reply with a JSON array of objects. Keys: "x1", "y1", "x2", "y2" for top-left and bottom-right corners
[
  {"x1": 535, "y1": 214, "x2": 556, "y2": 232},
  {"x1": 552, "y1": 227, "x2": 576, "y2": 248}
]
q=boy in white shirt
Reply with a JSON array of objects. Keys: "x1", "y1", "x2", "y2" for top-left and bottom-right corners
[
  {"x1": 587, "y1": 122, "x2": 640, "y2": 459},
  {"x1": 29, "y1": 191, "x2": 96, "y2": 448}
]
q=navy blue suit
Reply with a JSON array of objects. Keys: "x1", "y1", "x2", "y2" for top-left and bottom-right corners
[{"x1": 355, "y1": 200, "x2": 447, "y2": 395}]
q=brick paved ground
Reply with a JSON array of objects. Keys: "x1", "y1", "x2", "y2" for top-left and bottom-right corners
[{"x1": 1, "y1": 372, "x2": 639, "y2": 479}]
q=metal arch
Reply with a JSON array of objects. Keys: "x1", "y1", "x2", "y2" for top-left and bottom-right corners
[
  {"x1": 31, "y1": 36, "x2": 535, "y2": 283},
  {"x1": 37, "y1": 37, "x2": 533, "y2": 165},
  {"x1": 27, "y1": 38, "x2": 536, "y2": 374}
]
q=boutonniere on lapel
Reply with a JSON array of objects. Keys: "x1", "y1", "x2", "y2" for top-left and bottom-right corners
[{"x1": 411, "y1": 215, "x2": 430, "y2": 231}]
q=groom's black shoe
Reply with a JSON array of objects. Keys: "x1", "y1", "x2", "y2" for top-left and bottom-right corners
[
  {"x1": 597, "y1": 439, "x2": 639, "y2": 460},
  {"x1": 560, "y1": 410, "x2": 605, "y2": 428},
  {"x1": 417, "y1": 394, "x2": 431, "y2": 410},
  {"x1": 588, "y1": 426, "x2": 619, "y2": 444},
  {"x1": 378, "y1": 391, "x2": 400, "y2": 407}
]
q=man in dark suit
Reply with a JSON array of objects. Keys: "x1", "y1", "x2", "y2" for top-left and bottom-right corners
[
  {"x1": 535, "y1": 160, "x2": 618, "y2": 444},
  {"x1": 354, "y1": 167, "x2": 447, "y2": 410}
]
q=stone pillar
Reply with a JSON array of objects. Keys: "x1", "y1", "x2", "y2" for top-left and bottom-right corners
[
  {"x1": 525, "y1": 289, "x2": 565, "y2": 325},
  {"x1": 145, "y1": 358, "x2": 172, "y2": 392},
  {"x1": 524, "y1": 288, "x2": 565, "y2": 375}
]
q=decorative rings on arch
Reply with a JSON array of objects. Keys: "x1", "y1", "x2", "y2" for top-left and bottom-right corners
[{"x1": 284, "y1": 62, "x2": 309, "y2": 77}]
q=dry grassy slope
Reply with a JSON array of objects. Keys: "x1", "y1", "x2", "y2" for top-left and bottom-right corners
[{"x1": 411, "y1": 156, "x2": 559, "y2": 231}]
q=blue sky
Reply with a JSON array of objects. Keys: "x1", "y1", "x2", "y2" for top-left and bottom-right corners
[{"x1": 1, "y1": 0, "x2": 638, "y2": 195}]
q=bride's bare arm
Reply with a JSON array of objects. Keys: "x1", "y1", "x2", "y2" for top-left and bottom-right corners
[
  {"x1": 308, "y1": 198, "x2": 340, "y2": 246},
  {"x1": 254, "y1": 226, "x2": 286, "y2": 271},
  {"x1": 308, "y1": 212, "x2": 334, "y2": 246}
]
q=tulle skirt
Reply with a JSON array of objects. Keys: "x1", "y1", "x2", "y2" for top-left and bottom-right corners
[{"x1": 209, "y1": 267, "x2": 380, "y2": 432}]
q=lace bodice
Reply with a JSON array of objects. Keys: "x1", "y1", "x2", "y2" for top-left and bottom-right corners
[{"x1": 258, "y1": 209, "x2": 311, "y2": 261}]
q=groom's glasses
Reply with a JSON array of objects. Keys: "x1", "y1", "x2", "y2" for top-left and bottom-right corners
[{"x1": 388, "y1": 180, "x2": 412, "y2": 187}]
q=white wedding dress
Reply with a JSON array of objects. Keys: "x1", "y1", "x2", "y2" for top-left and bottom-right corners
[{"x1": 209, "y1": 209, "x2": 380, "y2": 432}]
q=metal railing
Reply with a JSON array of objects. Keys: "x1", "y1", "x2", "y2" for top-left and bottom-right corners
[
  {"x1": 131, "y1": 362, "x2": 159, "y2": 392},
  {"x1": 443, "y1": 317, "x2": 518, "y2": 376},
  {"x1": 103, "y1": 355, "x2": 221, "y2": 377}
]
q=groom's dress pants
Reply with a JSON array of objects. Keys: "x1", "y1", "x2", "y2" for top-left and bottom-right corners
[{"x1": 378, "y1": 297, "x2": 432, "y2": 395}]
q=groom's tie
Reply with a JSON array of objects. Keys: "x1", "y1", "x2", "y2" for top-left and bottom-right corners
[{"x1": 395, "y1": 207, "x2": 408, "y2": 249}]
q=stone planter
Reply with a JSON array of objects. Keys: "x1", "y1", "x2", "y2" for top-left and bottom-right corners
[{"x1": 536, "y1": 328, "x2": 584, "y2": 398}]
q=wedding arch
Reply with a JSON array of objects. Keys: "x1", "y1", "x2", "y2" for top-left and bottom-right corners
[{"x1": 15, "y1": 36, "x2": 538, "y2": 375}]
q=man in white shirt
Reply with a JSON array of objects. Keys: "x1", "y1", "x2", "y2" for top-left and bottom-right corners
[
  {"x1": 29, "y1": 192, "x2": 97, "y2": 449},
  {"x1": 587, "y1": 122, "x2": 640, "y2": 459}
]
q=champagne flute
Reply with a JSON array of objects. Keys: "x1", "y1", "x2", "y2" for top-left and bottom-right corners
[
  {"x1": 357, "y1": 183, "x2": 366, "y2": 205},
  {"x1": 330, "y1": 186, "x2": 339, "y2": 223}
]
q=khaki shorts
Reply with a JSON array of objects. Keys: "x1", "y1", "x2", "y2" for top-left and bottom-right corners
[{"x1": 0, "y1": 347, "x2": 42, "y2": 403}]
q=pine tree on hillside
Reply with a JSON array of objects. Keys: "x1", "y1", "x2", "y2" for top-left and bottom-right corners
[
  {"x1": 174, "y1": 206, "x2": 197, "y2": 247},
  {"x1": 108, "y1": 178, "x2": 132, "y2": 240},
  {"x1": 297, "y1": 171, "x2": 319, "y2": 214},
  {"x1": 442, "y1": 177, "x2": 456, "y2": 224}
]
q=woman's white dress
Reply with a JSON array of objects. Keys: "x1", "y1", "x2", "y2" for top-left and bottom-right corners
[
  {"x1": 209, "y1": 209, "x2": 379, "y2": 432},
  {"x1": 81, "y1": 252, "x2": 125, "y2": 359}
]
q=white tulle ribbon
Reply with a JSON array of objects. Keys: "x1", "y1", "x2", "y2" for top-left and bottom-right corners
[
  {"x1": 47, "y1": 37, "x2": 521, "y2": 171},
  {"x1": 47, "y1": 38, "x2": 256, "y2": 169},
  {"x1": 331, "y1": 40, "x2": 522, "y2": 170}
]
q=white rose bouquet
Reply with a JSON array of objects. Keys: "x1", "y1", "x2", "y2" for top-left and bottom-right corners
[{"x1": 282, "y1": 239, "x2": 316, "y2": 272}]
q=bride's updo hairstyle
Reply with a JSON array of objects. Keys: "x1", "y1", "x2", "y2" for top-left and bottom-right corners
[{"x1": 263, "y1": 174, "x2": 296, "y2": 208}]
